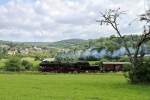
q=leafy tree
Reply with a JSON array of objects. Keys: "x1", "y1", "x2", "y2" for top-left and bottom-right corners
[{"x1": 97, "y1": 8, "x2": 150, "y2": 83}]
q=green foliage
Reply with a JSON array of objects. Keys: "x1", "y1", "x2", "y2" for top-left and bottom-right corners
[
  {"x1": 99, "y1": 58, "x2": 109, "y2": 68},
  {"x1": 21, "y1": 57, "x2": 40, "y2": 71},
  {"x1": 119, "y1": 56, "x2": 130, "y2": 62},
  {"x1": 5, "y1": 57, "x2": 23, "y2": 71},
  {"x1": 127, "y1": 58, "x2": 150, "y2": 83},
  {"x1": 34, "y1": 56, "x2": 41, "y2": 61},
  {"x1": 3, "y1": 56, "x2": 40, "y2": 71},
  {"x1": 123, "y1": 64, "x2": 131, "y2": 72},
  {"x1": 21, "y1": 60, "x2": 33, "y2": 70},
  {"x1": 88, "y1": 61, "x2": 100, "y2": 65},
  {"x1": 0, "y1": 47, "x2": 8, "y2": 58},
  {"x1": 0, "y1": 59, "x2": 7, "y2": 70}
]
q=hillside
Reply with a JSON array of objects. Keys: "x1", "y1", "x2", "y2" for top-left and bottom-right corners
[
  {"x1": 0, "y1": 39, "x2": 87, "y2": 49},
  {"x1": 0, "y1": 35, "x2": 150, "y2": 54},
  {"x1": 48, "y1": 39, "x2": 87, "y2": 48}
]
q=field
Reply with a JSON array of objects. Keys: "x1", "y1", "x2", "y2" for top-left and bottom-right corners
[{"x1": 0, "y1": 73, "x2": 150, "y2": 100}]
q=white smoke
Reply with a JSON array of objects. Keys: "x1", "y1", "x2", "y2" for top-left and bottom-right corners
[
  {"x1": 55, "y1": 45, "x2": 150, "y2": 61},
  {"x1": 112, "y1": 47, "x2": 126, "y2": 57}
]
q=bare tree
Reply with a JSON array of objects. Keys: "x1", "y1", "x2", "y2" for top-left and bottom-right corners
[{"x1": 97, "y1": 8, "x2": 150, "y2": 83}]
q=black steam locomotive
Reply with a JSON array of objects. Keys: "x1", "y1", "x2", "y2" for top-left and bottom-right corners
[{"x1": 39, "y1": 61, "x2": 100, "y2": 73}]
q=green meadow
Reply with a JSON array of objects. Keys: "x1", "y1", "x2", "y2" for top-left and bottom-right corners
[{"x1": 0, "y1": 73, "x2": 149, "y2": 100}]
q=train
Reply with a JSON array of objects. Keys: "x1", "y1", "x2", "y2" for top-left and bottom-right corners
[
  {"x1": 39, "y1": 61, "x2": 129, "y2": 73},
  {"x1": 39, "y1": 61, "x2": 100, "y2": 73}
]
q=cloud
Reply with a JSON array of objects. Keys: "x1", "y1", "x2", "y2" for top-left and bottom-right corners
[{"x1": 0, "y1": 0, "x2": 146, "y2": 42}]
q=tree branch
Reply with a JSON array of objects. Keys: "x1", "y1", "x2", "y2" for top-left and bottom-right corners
[{"x1": 97, "y1": 9, "x2": 133, "y2": 62}]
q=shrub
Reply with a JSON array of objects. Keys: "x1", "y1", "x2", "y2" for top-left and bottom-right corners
[
  {"x1": 34, "y1": 56, "x2": 41, "y2": 61},
  {"x1": 127, "y1": 58, "x2": 150, "y2": 83},
  {"x1": 33, "y1": 65, "x2": 40, "y2": 71},
  {"x1": 5, "y1": 57, "x2": 23, "y2": 71},
  {"x1": 123, "y1": 64, "x2": 131, "y2": 72},
  {"x1": 21, "y1": 60, "x2": 33, "y2": 71}
]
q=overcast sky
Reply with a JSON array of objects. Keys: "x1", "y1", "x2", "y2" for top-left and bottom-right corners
[{"x1": 0, "y1": 0, "x2": 149, "y2": 42}]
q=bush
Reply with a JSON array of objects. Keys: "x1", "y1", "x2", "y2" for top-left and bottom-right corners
[
  {"x1": 123, "y1": 64, "x2": 131, "y2": 72},
  {"x1": 21, "y1": 60, "x2": 33, "y2": 70},
  {"x1": 34, "y1": 56, "x2": 42, "y2": 61},
  {"x1": 128, "y1": 59, "x2": 150, "y2": 83},
  {"x1": 5, "y1": 57, "x2": 23, "y2": 71}
]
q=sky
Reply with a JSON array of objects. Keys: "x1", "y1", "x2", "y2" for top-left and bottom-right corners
[{"x1": 0, "y1": 0, "x2": 149, "y2": 42}]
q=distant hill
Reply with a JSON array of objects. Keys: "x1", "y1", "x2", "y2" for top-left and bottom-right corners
[
  {"x1": 0, "y1": 39, "x2": 88, "y2": 49},
  {"x1": 48, "y1": 39, "x2": 87, "y2": 48},
  {"x1": 1, "y1": 35, "x2": 150, "y2": 51}
]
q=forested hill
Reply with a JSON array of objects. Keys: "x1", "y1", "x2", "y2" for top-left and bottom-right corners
[
  {"x1": 0, "y1": 39, "x2": 88, "y2": 49},
  {"x1": 0, "y1": 35, "x2": 150, "y2": 50},
  {"x1": 48, "y1": 39, "x2": 88, "y2": 48}
]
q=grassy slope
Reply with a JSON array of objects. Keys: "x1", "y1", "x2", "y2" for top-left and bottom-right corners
[{"x1": 0, "y1": 73, "x2": 149, "y2": 100}]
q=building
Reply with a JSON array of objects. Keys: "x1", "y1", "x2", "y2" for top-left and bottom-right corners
[{"x1": 8, "y1": 48, "x2": 18, "y2": 55}]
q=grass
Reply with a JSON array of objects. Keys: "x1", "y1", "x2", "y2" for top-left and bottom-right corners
[{"x1": 0, "y1": 73, "x2": 149, "y2": 100}]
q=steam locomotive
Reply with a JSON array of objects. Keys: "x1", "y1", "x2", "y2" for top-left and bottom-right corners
[{"x1": 39, "y1": 61, "x2": 100, "y2": 73}]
